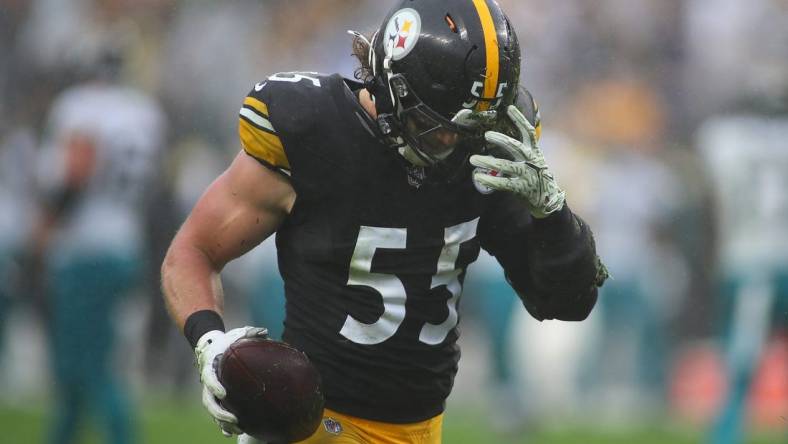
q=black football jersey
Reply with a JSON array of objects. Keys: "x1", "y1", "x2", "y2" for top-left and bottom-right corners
[{"x1": 238, "y1": 72, "x2": 599, "y2": 423}]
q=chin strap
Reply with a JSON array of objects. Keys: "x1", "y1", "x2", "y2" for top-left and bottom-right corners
[{"x1": 398, "y1": 145, "x2": 430, "y2": 167}]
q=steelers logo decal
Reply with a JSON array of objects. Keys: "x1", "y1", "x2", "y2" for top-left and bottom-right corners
[{"x1": 384, "y1": 8, "x2": 422, "y2": 61}]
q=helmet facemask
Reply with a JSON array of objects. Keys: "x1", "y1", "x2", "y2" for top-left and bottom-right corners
[
  {"x1": 375, "y1": 59, "x2": 495, "y2": 185},
  {"x1": 389, "y1": 74, "x2": 488, "y2": 163}
]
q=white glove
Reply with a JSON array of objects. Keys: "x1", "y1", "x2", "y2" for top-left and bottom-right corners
[
  {"x1": 470, "y1": 105, "x2": 566, "y2": 218},
  {"x1": 195, "y1": 326, "x2": 269, "y2": 437},
  {"x1": 237, "y1": 434, "x2": 263, "y2": 444}
]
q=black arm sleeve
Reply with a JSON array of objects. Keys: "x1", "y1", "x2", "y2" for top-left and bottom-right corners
[{"x1": 479, "y1": 195, "x2": 606, "y2": 321}]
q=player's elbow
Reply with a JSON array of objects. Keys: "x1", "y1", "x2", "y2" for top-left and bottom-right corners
[
  {"x1": 160, "y1": 246, "x2": 177, "y2": 286},
  {"x1": 160, "y1": 242, "x2": 181, "y2": 298},
  {"x1": 520, "y1": 287, "x2": 598, "y2": 322},
  {"x1": 551, "y1": 287, "x2": 598, "y2": 321},
  {"x1": 160, "y1": 233, "x2": 217, "y2": 291}
]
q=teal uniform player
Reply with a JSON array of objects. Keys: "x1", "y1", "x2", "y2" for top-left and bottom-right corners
[
  {"x1": 697, "y1": 116, "x2": 788, "y2": 444},
  {"x1": 37, "y1": 74, "x2": 165, "y2": 444}
]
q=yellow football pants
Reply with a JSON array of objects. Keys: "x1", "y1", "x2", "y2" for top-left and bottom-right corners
[{"x1": 296, "y1": 408, "x2": 443, "y2": 444}]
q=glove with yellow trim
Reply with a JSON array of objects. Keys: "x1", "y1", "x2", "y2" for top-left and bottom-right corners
[{"x1": 470, "y1": 105, "x2": 566, "y2": 218}]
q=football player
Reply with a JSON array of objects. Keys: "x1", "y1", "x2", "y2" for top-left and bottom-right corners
[
  {"x1": 36, "y1": 45, "x2": 166, "y2": 444},
  {"x1": 161, "y1": 1, "x2": 607, "y2": 442},
  {"x1": 697, "y1": 115, "x2": 788, "y2": 444}
]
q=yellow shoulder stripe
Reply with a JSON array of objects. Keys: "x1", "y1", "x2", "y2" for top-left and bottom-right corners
[
  {"x1": 239, "y1": 118, "x2": 290, "y2": 170},
  {"x1": 244, "y1": 96, "x2": 269, "y2": 116}
]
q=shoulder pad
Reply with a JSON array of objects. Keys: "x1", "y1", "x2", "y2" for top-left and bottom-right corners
[
  {"x1": 238, "y1": 72, "x2": 327, "y2": 174},
  {"x1": 239, "y1": 80, "x2": 290, "y2": 174}
]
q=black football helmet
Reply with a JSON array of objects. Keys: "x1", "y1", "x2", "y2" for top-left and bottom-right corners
[{"x1": 367, "y1": 0, "x2": 522, "y2": 182}]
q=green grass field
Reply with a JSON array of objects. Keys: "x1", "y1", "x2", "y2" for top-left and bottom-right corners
[{"x1": 2, "y1": 399, "x2": 785, "y2": 444}]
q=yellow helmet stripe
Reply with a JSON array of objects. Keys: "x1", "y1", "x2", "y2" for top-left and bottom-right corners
[{"x1": 472, "y1": 0, "x2": 500, "y2": 111}]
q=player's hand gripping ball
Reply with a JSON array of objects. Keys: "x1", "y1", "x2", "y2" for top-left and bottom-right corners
[{"x1": 218, "y1": 338, "x2": 325, "y2": 443}]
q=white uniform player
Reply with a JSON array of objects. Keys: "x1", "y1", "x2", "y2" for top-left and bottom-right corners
[
  {"x1": 39, "y1": 78, "x2": 165, "y2": 444},
  {"x1": 697, "y1": 115, "x2": 788, "y2": 444},
  {"x1": 38, "y1": 83, "x2": 165, "y2": 261},
  {"x1": 698, "y1": 116, "x2": 788, "y2": 276}
]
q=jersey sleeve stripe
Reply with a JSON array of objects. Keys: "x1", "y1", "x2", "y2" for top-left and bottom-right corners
[
  {"x1": 240, "y1": 107, "x2": 276, "y2": 134},
  {"x1": 239, "y1": 118, "x2": 291, "y2": 170},
  {"x1": 243, "y1": 150, "x2": 292, "y2": 177},
  {"x1": 243, "y1": 96, "x2": 269, "y2": 117}
]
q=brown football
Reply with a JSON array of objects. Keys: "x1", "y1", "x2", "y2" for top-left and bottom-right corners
[{"x1": 218, "y1": 338, "x2": 324, "y2": 443}]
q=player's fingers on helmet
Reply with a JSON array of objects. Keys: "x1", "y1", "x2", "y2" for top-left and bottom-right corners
[
  {"x1": 453, "y1": 109, "x2": 497, "y2": 128},
  {"x1": 489, "y1": 129, "x2": 545, "y2": 168},
  {"x1": 203, "y1": 386, "x2": 238, "y2": 423},
  {"x1": 469, "y1": 154, "x2": 497, "y2": 169},
  {"x1": 484, "y1": 131, "x2": 526, "y2": 161},
  {"x1": 469, "y1": 155, "x2": 521, "y2": 176},
  {"x1": 507, "y1": 105, "x2": 538, "y2": 148},
  {"x1": 451, "y1": 109, "x2": 475, "y2": 126},
  {"x1": 473, "y1": 172, "x2": 518, "y2": 193},
  {"x1": 201, "y1": 360, "x2": 227, "y2": 398}
]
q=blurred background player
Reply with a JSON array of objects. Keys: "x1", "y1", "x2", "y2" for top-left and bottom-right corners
[
  {"x1": 684, "y1": 0, "x2": 788, "y2": 441},
  {"x1": 567, "y1": 78, "x2": 688, "y2": 413},
  {"x1": 697, "y1": 116, "x2": 788, "y2": 444},
  {"x1": 462, "y1": 251, "x2": 529, "y2": 433},
  {"x1": 33, "y1": 39, "x2": 166, "y2": 444}
]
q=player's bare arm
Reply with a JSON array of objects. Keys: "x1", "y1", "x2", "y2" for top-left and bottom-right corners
[
  {"x1": 161, "y1": 150, "x2": 294, "y2": 330},
  {"x1": 161, "y1": 150, "x2": 295, "y2": 436}
]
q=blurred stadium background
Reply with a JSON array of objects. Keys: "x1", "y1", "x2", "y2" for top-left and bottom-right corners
[{"x1": 1, "y1": 0, "x2": 787, "y2": 443}]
